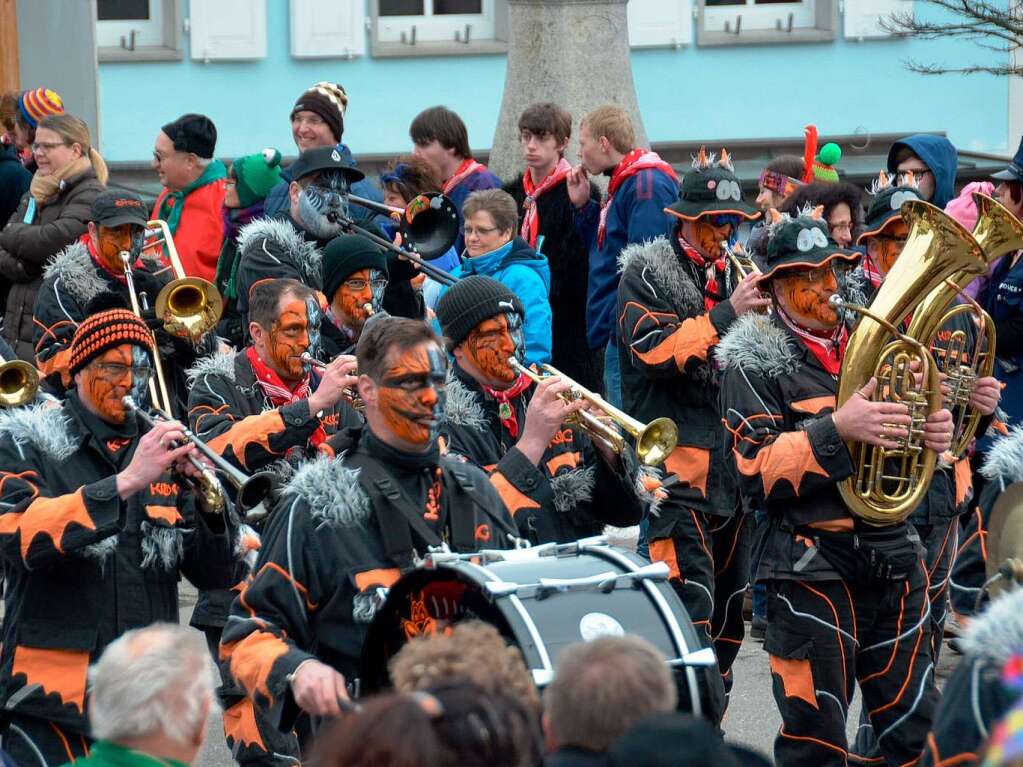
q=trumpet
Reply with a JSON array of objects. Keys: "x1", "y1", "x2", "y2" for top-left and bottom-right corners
[
  {"x1": 300, "y1": 352, "x2": 364, "y2": 413},
  {"x1": 507, "y1": 358, "x2": 678, "y2": 467},
  {"x1": 0, "y1": 351, "x2": 38, "y2": 408},
  {"x1": 123, "y1": 396, "x2": 278, "y2": 519}
]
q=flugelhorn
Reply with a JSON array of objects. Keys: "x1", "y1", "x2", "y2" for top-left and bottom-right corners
[
  {"x1": 0, "y1": 351, "x2": 38, "y2": 408},
  {"x1": 144, "y1": 219, "x2": 224, "y2": 342},
  {"x1": 300, "y1": 352, "x2": 364, "y2": 413},
  {"x1": 508, "y1": 358, "x2": 677, "y2": 466}
]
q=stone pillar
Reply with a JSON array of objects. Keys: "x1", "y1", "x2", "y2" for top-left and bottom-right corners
[{"x1": 489, "y1": 0, "x2": 648, "y2": 181}]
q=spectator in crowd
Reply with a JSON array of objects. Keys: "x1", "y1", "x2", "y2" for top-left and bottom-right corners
[
  {"x1": 755, "y1": 154, "x2": 805, "y2": 213},
  {"x1": 76, "y1": 624, "x2": 219, "y2": 767},
  {"x1": 543, "y1": 636, "x2": 677, "y2": 766},
  {"x1": 263, "y1": 81, "x2": 384, "y2": 228},
  {"x1": 504, "y1": 102, "x2": 602, "y2": 392},
  {"x1": 0, "y1": 113, "x2": 107, "y2": 361},
  {"x1": 214, "y1": 147, "x2": 284, "y2": 348},
  {"x1": 4, "y1": 88, "x2": 64, "y2": 171},
  {"x1": 438, "y1": 189, "x2": 552, "y2": 365},
  {"x1": 780, "y1": 180, "x2": 864, "y2": 249},
  {"x1": 150, "y1": 113, "x2": 227, "y2": 283},
  {"x1": 410, "y1": 105, "x2": 502, "y2": 253},
  {"x1": 0, "y1": 94, "x2": 31, "y2": 228},
  {"x1": 609, "y1": 713, "x2": 770, "y2": 767},
  {"x1": 574, "y1": 105, "x2": 678, "y2": 406},
  {"x1": 887, "y1": 133, "x2": 959, "y2": 209}
]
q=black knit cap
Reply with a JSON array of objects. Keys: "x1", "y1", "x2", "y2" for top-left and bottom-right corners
[
  {"x1": 161, "y1": 113, "x2": 217, "y2": 159},
  {"x1": 435, "y1": 275, "x2": 524, "y2": 349},
  {"x1": 291, "y1": 82, "x2": 348, "y2": 143},
  {"x1": 321, "y1": 234, "x2": 389, "y2": 300}
]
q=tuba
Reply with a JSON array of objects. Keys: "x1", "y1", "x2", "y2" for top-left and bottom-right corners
[
  {"x1": 833, "y1": 200, "x2": 988, "y2": 525},
  {"x1": 0, "y1": 352, "x2": 39, "y2": 408},
  {"x1": 904, "y1": 193, "x2": 1023, "y2": 457}
]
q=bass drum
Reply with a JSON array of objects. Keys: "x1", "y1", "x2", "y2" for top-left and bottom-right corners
[{"x1": 359, "y1": 537, "x2": 725, "y2": 723}]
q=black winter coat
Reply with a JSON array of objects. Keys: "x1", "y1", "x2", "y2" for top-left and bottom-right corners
[{"x1": 0, "y1": 144, "x2": 30, "y2": 230}]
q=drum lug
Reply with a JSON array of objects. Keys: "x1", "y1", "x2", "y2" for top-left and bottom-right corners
[{"x1": 667, "y1": 647, "x2": 718, "y2": 668}]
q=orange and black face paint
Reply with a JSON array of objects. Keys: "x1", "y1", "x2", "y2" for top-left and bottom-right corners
[
  {"x1": 871, "y1": 221, "x2": 910, "y2": 277},
  {"x1": 690, "y1": 219, "x2": 733, "y2": 260},
  {"x1": 331, "y1": 267, "x2": 386, "y2": 332},
  {"x1": 376, "y1": 344, "x2": 447, "y2": 446},
  {"x1": 94, "y1": 224, "x2": 143, "y2": 273},
  {"x1": 463, "y1": 312, "x2": 525, "y2": 385},
  {"x1": 79, "y1": 344, "x2": 151, "y2": 424},
  {"x1": 774, "y1": 267, "x2": 840, "y2": 328},
  {"x1": 267, "y1": 297, "x2": 320, "y2": 382}
]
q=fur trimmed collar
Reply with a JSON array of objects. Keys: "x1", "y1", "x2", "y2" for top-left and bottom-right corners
[
  {"x1": 617, "y1": 237, "x2": 704, "y2": 318},
  {"x1": 236, "y1": 217, "x2": 323, "y2": 287},
  {"x1": 284, "y1": 453, "x2": 370, "y2": 527},
  {"x1": 443, "y1": 374, "x2": 489, "y2": 431},
  {"x1": 0, "y1": 402, "x2": 77, "y2": 461},
  {"x1": 187, "y1": 350, "x2": 237, "y2": 385},
  {"x1": 42, "y1": 240, "x2": 110, "y2": 308},
  {"x1": 960, "y1": 587, "x2": 1023, "y2": 663},
  {"x1": 981, "y1": 425, "x2": 1023, "y2": 486},
  {"x1": 715, "y1": 314, "x2": 801, "y2": 377}
]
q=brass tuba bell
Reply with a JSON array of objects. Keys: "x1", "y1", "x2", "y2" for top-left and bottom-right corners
[{"x1": 0, "y1": 352, "x2": 39, "y2": 408}]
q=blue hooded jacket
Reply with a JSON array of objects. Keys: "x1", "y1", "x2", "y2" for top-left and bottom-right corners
[
  {"x1": 886, "y1": 134, "x2": 958, "y2": 209},
  {"x1": 438, "y1": 237, "x2": 553, "y2": 365}
]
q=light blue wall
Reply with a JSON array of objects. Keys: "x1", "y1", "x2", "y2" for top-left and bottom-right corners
[{"x1": 97, "y1": 0, "x2": 1009, "y2": 163}]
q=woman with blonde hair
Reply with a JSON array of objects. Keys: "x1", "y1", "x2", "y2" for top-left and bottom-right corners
[{"x1": 0, "y1": 113, "x2": 106, "y2": 360}]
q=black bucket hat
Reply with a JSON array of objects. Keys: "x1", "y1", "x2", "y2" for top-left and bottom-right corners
[
  {"x1": 666, "y1": 147, "x2": 759, "y2": 222},
  {"x1": 761, "y1": 208, "x2": 859, "y2": 280},
  {"x1": 857, "y1": 172, "x2": 923, "y2": 244}
]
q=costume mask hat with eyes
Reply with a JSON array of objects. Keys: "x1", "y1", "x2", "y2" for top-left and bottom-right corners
[
  {"x1": 760, "y1": 205, "x2": 859, "y2": 280},
  {"x1": 665, "y1": 147, "x2": 761, "y2": 223},
  {"x1": 856, "y1": 170, "x2": 924, "y2": 244}
]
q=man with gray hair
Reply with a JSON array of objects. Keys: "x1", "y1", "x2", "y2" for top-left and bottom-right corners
[
  {"x1": 543, "y1": 636, "x2": 677, "y2": 766},
  {"x1": 73, "y1": 623, "x2": 218, "y2": 767}
]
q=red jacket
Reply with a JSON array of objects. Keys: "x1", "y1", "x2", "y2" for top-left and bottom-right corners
[{"x1": 151, "y1": 178, "x2": 227, "y2": 282}]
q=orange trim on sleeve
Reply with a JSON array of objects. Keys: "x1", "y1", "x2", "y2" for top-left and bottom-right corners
[
  {"x1": 12, "y1": 646, "x2": 89, "y2": 712},
  {"x1": 733, "y1": 431, "x2": 829, "y2": 497},
  {"x1": 206, "y1": 410, "x2": 286, "y2": 470},
  {"x1": 0, "y1": 487, "x2": 96, "y2": 564},
  {"x1": 769, "y1": 655, "x2": 819, "y2": 709},
  {"x1": 663, "y1": 445, "x2": 710, "y2": 497},
  {"x1": 489, "y1": 471, "x2": 541, "y2": 518},
  {"x1": 630, "y1": 311, "x2": 719, "y2": 371},
  {"x1": 649, "y1": 538, "x2": 681, "y2": 580},
  {"x1": 545, "y1": 451, "x2": 581, "y2": 475},
  {"x1": 223, "y1": 699, "x2": 266, "y2": 752},
  {"x1": 953, "y1": 457, "x2": 972, "y2": 507},
  {"x1": 227, "y1": 632, "x2": 291, "y2": 707},
  {"x1": 354, "y1": 568, "x2": 401, "y2": 592}
]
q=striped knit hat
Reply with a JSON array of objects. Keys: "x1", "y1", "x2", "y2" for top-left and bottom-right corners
[
  {"x1": 291, "y1": 82, "x2": 348, "y2": 142},
  {"x1": 69, "y1": 309, "x2": 155, "y2": 377},
  {"x1": 18, "y1": 88, "x2": 64, "y2": 129}
]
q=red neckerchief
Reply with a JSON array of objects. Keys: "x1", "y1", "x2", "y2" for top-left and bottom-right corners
[
  {"x1": 443, "y1": 158, "x2": 487, "y2": 195},
  {"x1": 862, "y1": 252, "x2": 885, "y2": 290},
  {"x1": 245, "y1": 346, "x2": 325, "y2": 447},
  {"x1": 597, "y1": 149, "x2": 678, "y2": 247},
  {"x1": 85, "y1": 234, "x2": 130, "y2": 285},
  {"x1": 521, "y1": 158, "x2": 572, "y2": 248},
  {"x1": 481, "y1": 373, "x2": 533, "y2": 439},
  {"x1": 677, "y1": 232, "x2": 728, "y2": 311},
  {"x1": 777, "y1": 304, "x2": 848, "y2": 376}
]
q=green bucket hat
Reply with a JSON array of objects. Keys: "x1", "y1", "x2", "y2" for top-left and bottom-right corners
[
  {"x1": 761, "y1": 207, "x2": 859, "y2": 280},
  {"x1": 666, "y1": 147, "x2": 760, "y2": 222}
]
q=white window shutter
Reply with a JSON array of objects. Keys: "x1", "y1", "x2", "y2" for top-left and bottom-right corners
[
  {"x1": 290, "y1": 0, "x2": 366, "y2": 58},
  {"x1": 190, "y1": 0, "x2": 267, "y2": 61},
  {"x1": 844, "y1": 0, "x2": 911, "y2": 40},
  {"x1": 628, "y1": 0, "x2": 692, "y2": 48}
]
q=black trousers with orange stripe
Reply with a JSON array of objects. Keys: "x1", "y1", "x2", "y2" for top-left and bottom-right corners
[
  {"x1": 949, "y1": 502, "x2": 991, "y2": 618},
  {"x1": 649, "y1": 509, "x2": 751, "y2": 695},
  {"x1": 763, "y1": 563, "x2": 938, "y2": 767},
  {"x1": 1, "y1": 716, "x2": 90, "y2": 767}
]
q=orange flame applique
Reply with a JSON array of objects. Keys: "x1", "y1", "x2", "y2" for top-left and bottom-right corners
[
  {"x1": 733, "y1": 431, "x2": 829, "y2": 497},
  {"x1": 11, "y1": 646, "x2": 89, "y2": 712},
  {"x1": 489, "y1": 471, "x2": 541, "y2": 518},
  {"x1": 223, "y1": 699, "x2": 266, "y2": 752},
  {"x1": 207, "y1": 410, "x2": 286, "y2": 470},
  {"x1": 0, "y1": 486, "x2": 97, "y2": 564},
  {"x1": 227, "y1": 632, "x2": 291, "y2": 708}
]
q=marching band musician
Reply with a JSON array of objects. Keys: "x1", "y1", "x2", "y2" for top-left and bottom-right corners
[
  {"x1": 615, "y1": 148, "x2": 765, "y2": 696},
  {"x1": 717, "y1": 208, "x2": 953, "y2": 767},
  {"x1": 318, "y1": 234, "x2": 389, "y2": 359},
  {"x1": 435, "y1": 275, "x2": 646, "y2": 545},
  {"x1": 220, "y1": 318, "x2": 515, "y2": 761},
  {"x1": 0, "y1": 308, "x2": 237, "y2": 767}
]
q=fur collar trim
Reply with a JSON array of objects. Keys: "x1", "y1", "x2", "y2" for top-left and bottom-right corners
[
  {"x1": 443, "y1": 375, "x2": 488, "y2": 431},
  {"x1": 715, "y1": 314, "x2": 801, "y2": 377},
  {"x1": 981, "y1": 425, "x2": 1023, "y2": 486},
  {"x1": 960, "y1": 587, "x2": 1023, "y2": 663},
  {"x1": 284, "y1": 453, "x2": 370, "y2": 527},
  {"x1": 187, "y1": 350, "x2": 237, "y2": 385},
  {"x1": 550, "y1": 467, "x2": 595, "y2": 513},
  {"x1": 81, "y1": 536, "x2": 119, "y2": 567},
  {"x1": 617, "y1": 237, "x2": 704, "y2": 318},
  {"x1": 236, "y1": 217, "x2": 323, "y2": 287},
  {"x1": 0, "y1": 403, "x2": 77, "y2": 461},
  {"x1": 42, "y1": 240, "x2": 109, "y2": 308}
]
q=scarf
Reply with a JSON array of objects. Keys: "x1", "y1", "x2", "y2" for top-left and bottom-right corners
[
  {"x1": 777, "y1": 304, "x2": 848, "y2": 376},
  {"x1": 597, "y1": 149, "x2": 678, "y2": 247},
  {"x1": 245, "y1": 346, "x2": 325, "y2": 448},
  {"x1": 677, "y1": 232, "x2": 728, "y2": 311},
  {"x1": 85, "y1": 233, "x2": 130, "y2": 285},
  {"x1": 29, "y1": 154, "x2": 93, "y2": 206},
  {"x1": 862, "y1": 252, "x2": 885, "y2": 290},
  {"x1": 482, "y1": 373, "x2": 533, "y2": 439},
  {"x1": 156, "y1": 159, "x2": 228, "y2": 247},
  {"x1": 443, "y1": 158, "x2": 486, "y2": 196},
  {"x1": 520, "y1": 158, "x2": 572, "y2": 248}
]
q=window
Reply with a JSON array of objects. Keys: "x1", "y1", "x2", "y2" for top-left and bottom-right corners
[
  {"x1": 371, "y1": 0, "x2": 508, "y2": 57},
  {"x1": 697, "y1": 0, "x2": 835, "y2": 45},
  {"x1": 95, "y1": 0, "x2": 182, "y2": 61}
]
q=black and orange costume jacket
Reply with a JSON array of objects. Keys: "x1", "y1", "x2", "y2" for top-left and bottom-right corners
[
  {"x1": 615, "y1": 236, "x2": 740, "y2": 518},
  {"x1": 0, "y1": 394, "x2": 236, "y2": 734},
  {"x1": 440, "y1": 365, "x2": 646, "y2": 544},
  {"x1": 220, "y1": 426, "x2": 515, "y2": 730}
]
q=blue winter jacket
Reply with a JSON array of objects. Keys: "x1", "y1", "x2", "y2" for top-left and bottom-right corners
[
  {"x1": 439, "y1": 237, "x2": 552, "y2": 365},
  {"x1": 584, "y1": 169, "x2": 679, "y2": 349},
  {"x1": 886, "y1": 134, "x2": 958, "y2": 209}
]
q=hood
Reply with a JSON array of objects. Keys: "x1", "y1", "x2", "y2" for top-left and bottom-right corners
[
  {"x1": 461, "y1": 237, "x2": 551, "y2": 290},
  {"x1": 886, "y1": 134, "x2": 958, "y2": 209},
  {"x1": 0, "y1": 143, "x2": 22, "y2": 164}
]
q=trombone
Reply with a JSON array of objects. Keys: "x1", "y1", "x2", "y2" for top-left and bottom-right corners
[
  {"x1": 0, "y1": 352, "x2": 38, "y2": 408},
  {"x1": 507, "y1": 358, "x2": 678, "y2": 467}
]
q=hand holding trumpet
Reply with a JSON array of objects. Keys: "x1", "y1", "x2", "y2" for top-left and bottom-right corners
[{"x1": 306, "y1": 354, "x2": 359, "y2": 415}]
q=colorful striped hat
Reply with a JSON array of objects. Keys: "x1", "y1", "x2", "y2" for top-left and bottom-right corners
[
  {"x1": 69, "y1": 309, "x2": 155, "y2": 377},
  {"x1": 18, "y1": 88, "x2": 64, "y2": 129}
]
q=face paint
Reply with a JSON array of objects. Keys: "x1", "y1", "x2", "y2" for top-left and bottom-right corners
[
  {"x1": 463, "y1": 312, "x2": 524, "y2": 385},
  {"x1": 870, "y1": 221, "x2": 910, "y2": 276},
  {"x1": 376, "y1": 343, "x2": 447, "y2": 446},
  {"x1": 80, "y1": 344, "x2": 152, "y2": 424},
  {"x1": 297, "y1": 171, "x2": 351, "y2": 239},
  {"x1": 267, "y1": 297, "x2": 313, "y2": 381},
  {"x1": 332, "y1": 268, "x2": 387, "y2": 333},
  {"x1": 96, "y1": 224, "x2": 143, "y2": 273},
  {"x1": 304, "y1": 295, "x2": 322, "y2": 361},
  {"x1": 774, "y1": 267, "x2": 840, "y2": 329},
  {"x1": 690, "y1": 219, "x2": 733, "y2": 260}
]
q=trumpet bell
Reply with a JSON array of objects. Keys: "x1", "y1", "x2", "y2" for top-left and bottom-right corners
[
  {"x1": 0, "y1": 359, "x2": 39, "y2": 408},
  {"x1": 636, "y1": 417, "x2": 679, "y2": 467},
  {"x1": 237, "y1": 471, "x2": 278, "y2": 514},
  {"x1": 155, "y1": 277, "x2": 224, "y2": 342},
  {"x1": 399, "y1": 193, "x2": 460, "y2": 261}
]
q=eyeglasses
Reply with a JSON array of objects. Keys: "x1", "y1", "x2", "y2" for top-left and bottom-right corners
[
  {"x1": 463, "y1": 225, "x2": 500, "y2": 237},
  {"x1": 91, "y1": 361, "x2": 153, "y2": 382},
  {"x1": 32, "y1": 141, "x2": 68, "y2": 153},
  {"x1": 343, "y1": 279, "x2": 388, "y2": 291},
  {"x1": 897, "y1": 168, "x2": 932, "y2": 182},
  {"x1": 829, "y1": 221, "x2": 853, "y2": 233},
  {"x1": 788, "y1": 266, "x2": 835, "y2": 284},
  {"x1": 152, "y1": 150, "x2": 186, "y2": 164}
]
